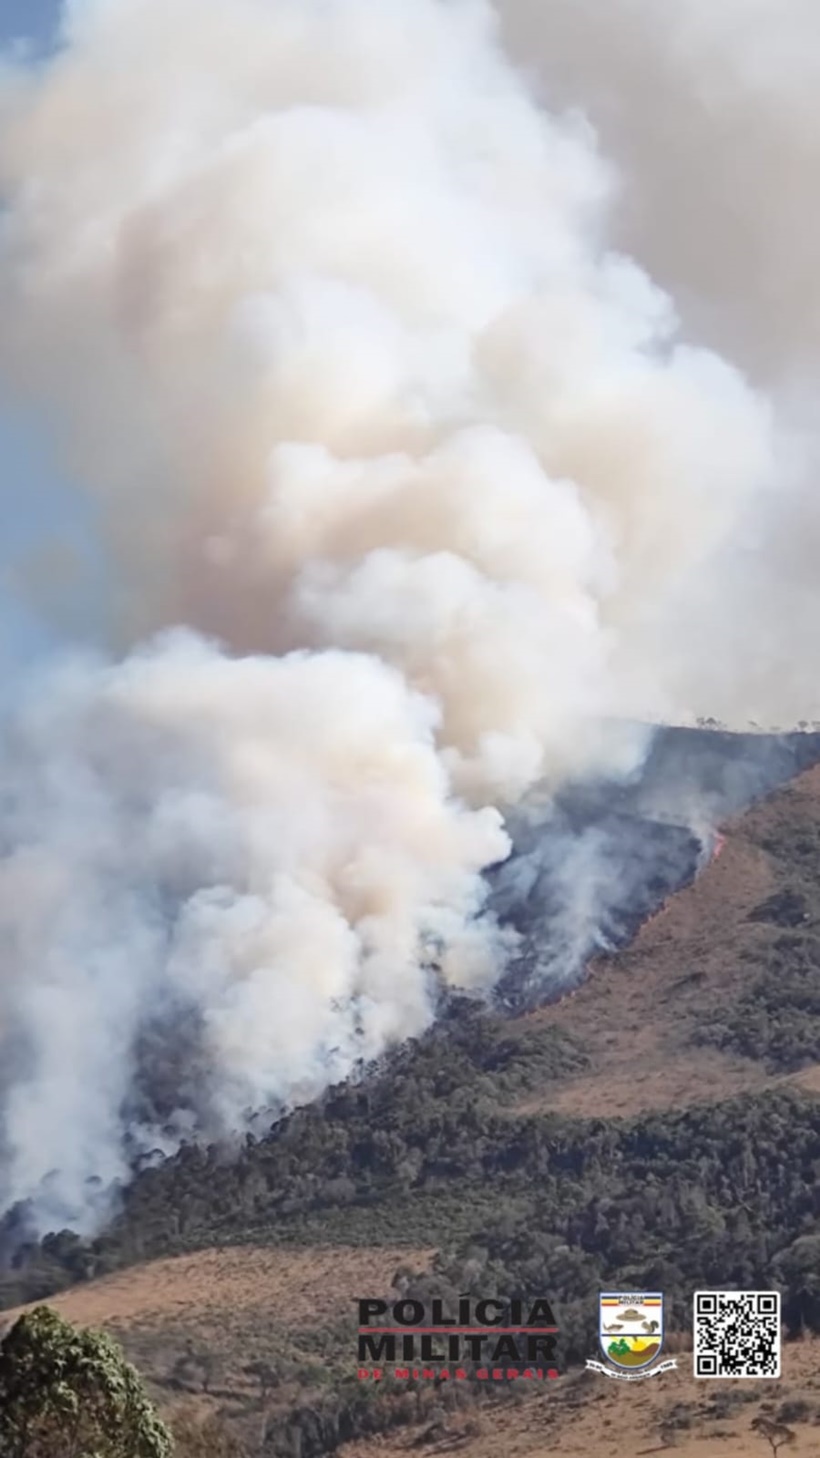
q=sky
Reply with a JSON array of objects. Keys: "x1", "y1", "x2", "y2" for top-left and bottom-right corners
[
  {"x1": 2, "y1": 0, "x2": 59, "y2": 49},
  {"x1": 0, "y1": 0, "x2": 77, "y2": 696}
]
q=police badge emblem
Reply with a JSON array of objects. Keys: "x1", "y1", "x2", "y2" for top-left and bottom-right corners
[{"x1": 587, "y1": 1293, "x2": 674, "y2": 1379}]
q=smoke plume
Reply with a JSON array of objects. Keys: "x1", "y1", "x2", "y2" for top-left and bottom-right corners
[
  {"x1": 0, "y1": 0, "x2": 802, "y2": 1232},
  {"x1": 499, "y1": 0, "x2": 820, "y2": 724}
]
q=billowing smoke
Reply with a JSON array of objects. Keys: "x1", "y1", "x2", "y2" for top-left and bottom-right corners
[
  {"x1": 0, "y1": 633, "x2": 515, "y2": 1229},
  {"x1": 0, "y1": 0, "x2": 795, "y2": 1232},
  {"x1": 499, "y1": 0, "x2": 820, "y2": 724}
]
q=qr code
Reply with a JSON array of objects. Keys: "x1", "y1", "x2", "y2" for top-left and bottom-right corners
[{"x1": 694, "y1": 1291, "x2": 780, "y2": 1378}]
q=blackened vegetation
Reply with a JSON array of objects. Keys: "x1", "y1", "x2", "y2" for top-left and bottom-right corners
[
  {"x1": 634, "y1": 724, "x2": 820, "y2": 817},
  {"x1": 490, "y1": 724, "x2": 820, "y2": 1010},
  {"x1": 490, "y1": 807, "x2": 700, "y2": 1009}
]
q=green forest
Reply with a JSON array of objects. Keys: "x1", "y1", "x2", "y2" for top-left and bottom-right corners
[{"x1": 4, "y1": 1002, "x2": 820, "y2": 1340}]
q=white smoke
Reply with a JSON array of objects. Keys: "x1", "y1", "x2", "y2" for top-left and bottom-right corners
[
  {"x1": 499, "y1": 0, "x2": 820, "y2": 725},
  {"x1": 0, "y1": 633, "x2": 513, "y2": 1228},
  {"x1": 0, "y1": 0, "x2": 784, "y2": 1231}
]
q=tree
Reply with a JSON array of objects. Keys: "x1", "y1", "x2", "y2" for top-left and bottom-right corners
[
  {"x1": 0, "y1": 1304, "x2": 173, "y2": 1458},
  {"x1": 751, "y1": 1416, "x2": 797, "y2": 1456},
  {"x1": 242, "y1": 1360, "x2": 279, "y2": 1403},
  {"x1": 171, "y1": 1344, "x2": 215, "y2": 1395}
]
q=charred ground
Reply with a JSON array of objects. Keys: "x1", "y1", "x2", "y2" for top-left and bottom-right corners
[{"x1": 491, "y1": 722, "x2": 820, "y2": 1008}]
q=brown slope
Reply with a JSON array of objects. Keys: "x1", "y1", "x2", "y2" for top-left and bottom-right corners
[
  {"x1": 340, "y1": 1337, "x2": 820, "y2": 1458},
  {"x1": 504, "y1": 763, "x2": 820, "y2": 1118},
  {"x1": 0, "y1": 1243, "x2": 437, "y2": 1454},
  {"x1": 0, "y1": 1244, "x2": 434, "y2": 1334}
]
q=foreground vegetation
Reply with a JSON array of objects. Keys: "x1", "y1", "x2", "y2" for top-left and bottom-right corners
[
  {"x1": 2, "y1": 995, "x2": 820, "y2": 1454},
  {"x1": 0, "y1": 1306, "x2": 172, "y2": 1458}
]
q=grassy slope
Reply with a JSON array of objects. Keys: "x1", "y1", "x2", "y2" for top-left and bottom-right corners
[{"x1": 5, "y1": 763, "x2": 820, "y2": 1455}]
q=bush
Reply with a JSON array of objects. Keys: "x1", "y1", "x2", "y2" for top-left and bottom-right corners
[{"x1": 0, "y1": 1305, "x2": 172, "y2": 1458}]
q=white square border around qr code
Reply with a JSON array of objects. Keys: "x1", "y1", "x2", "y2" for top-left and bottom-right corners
[{"x1": 693, "y1": 1290, "x2": 781, "y2": 1380}]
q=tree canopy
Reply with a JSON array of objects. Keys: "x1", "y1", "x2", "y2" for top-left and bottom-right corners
[{"x1": 0, "y1": 1305, "x2": 173, "y2": 1458}]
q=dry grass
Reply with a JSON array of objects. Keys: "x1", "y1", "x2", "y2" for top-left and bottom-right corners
[
  {"x1": 0, "y1": 1248, "x2": 434, "y2": 1347},
  {"x1": 0, "y1": 1242, "x2": 439, "y2": 1455},
  {"x1": 0, "y1": 1244, "x2": 433, "y2": 1334},
  {"x1": 340, "y1": 1337, "x2": 820, "y2": 1458}
]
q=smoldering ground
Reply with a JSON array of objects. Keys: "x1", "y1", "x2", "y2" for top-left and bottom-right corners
[
  {"x1": 0, "y1": 0, "x2": 817, "y2": 1236},
  {"x1": 491, "y1": 723, "x2": 820, "y2": 1009}
]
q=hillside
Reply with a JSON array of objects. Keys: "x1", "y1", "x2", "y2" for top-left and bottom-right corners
[
  {"x1": 516, "y1": 760, "x2": 820, "y2": 1117},
  {"x1": 7, "y1": 1251, "x2": 820, "y2": 1458},
  {"x1": 4, "y1": 750, "x2": 820, "y2": 1455},
  {"x1": 340, "y1": 1340, "x2": 820, "y2": 1458}
]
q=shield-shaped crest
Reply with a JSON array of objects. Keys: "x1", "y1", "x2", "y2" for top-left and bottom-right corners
[{"x1": 599, "y1": 1293, "x2": 664, "y2": 1370}]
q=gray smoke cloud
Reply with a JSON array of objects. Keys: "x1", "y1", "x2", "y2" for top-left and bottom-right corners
[
  {"x1": 0, "y1": 0, "x2": 810, "y2": 1232},
  {"x1": 499, "y1": 0, "x2": 820, "y2": 725}
]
